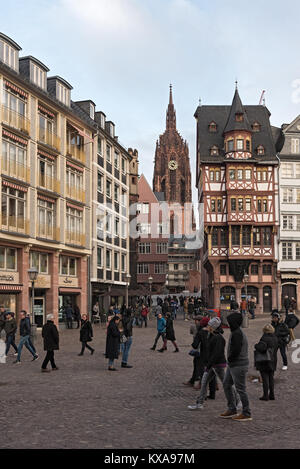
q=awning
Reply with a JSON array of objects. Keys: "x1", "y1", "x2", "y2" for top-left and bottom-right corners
[{"x1": 0, "y1": 285, "x2": 22, "y2": 292}]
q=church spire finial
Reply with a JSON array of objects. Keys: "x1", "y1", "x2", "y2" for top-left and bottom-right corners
[
  {"x1": 166, "y1": 83, "x2": 176, "y2": 130},
  {"x1": 235, "y1": 79, "x2": 238, "y2": 90},
  {"x1": 169, "y1": 83, "x2": 173, "y2": 105}
]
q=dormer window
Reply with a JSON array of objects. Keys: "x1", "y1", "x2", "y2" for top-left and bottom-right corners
[
  {"x1": 257, "y1": 145, "x2": 265, "y2": 155},
  {"x1": 90, "y1": 103, "x2": 95, "y2": 120},
  {"x1": 57, "y1": 82, "x2": 70, "y2": 106},
  {"x1": 235, "y1": 113, "x2": 244, "y2": 122},
  {"x1": 0, "y1": 35, "x2": 20, "y2": 71},
  {"x1": 31, "y1": 63, "x2": 46, "y2": 89},
  {"x1": 208, "y1": 122, "x2": 217, "y2": 132},
  {"x1": 252, "y1": 122, "x2": 261, "y2": 132},
  {"x1": 210, "y1": 145, "x2": 219, "y2": 156}
]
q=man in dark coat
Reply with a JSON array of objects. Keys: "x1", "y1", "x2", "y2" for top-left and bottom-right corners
[
  {"x1": 4, "y1": 312, "x2": 18, "y2": 356},
  {"x1": 0, "y1": 305, "x2": 6, "y2": 333},
  {"x1": 254, "y1": 324, "x2": 278, "y2": 400},
  {"x1": 65, "y1": 304, "x2": 73, "y2": 329},
  {"x1": 78, "y1": 313, "x2": 94, "y2": 356},
  {"x1": 159, "y1": 312, "x2": 179, "y2": 352},
  {"x1": 14, "y1": 311, "x2": 38, "y2": 364},
  {"x1": 283, "y1": 296, "x2": 290, "y2": 317},
  {"x1": 120, "y1": 307, "x2": 134, "y2": 368},
  {"x1": 271, "y1": 312, "x2": 290, "y2": 370},
  {"x1": 105, "y1": 316, "x2": 121, "y2": 370},
  {"x1": 41, "y1": 314, "x2": 59, "y2": 372},
  {"x1": 73, "y1": 304, "x2": 81, "y2": 329}
]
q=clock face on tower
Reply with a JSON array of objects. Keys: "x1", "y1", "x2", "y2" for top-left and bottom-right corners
[{"x1": 168, "y1": 160, "x2": 178, "y2": 170}]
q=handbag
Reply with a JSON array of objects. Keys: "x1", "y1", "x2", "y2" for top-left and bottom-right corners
[{"x1": 254, "y1": 347, "x2": 273, "y2": 364}]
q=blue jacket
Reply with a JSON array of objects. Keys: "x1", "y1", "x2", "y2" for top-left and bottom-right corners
[{"x1": 157, "y1": 317, "x2": 166, "y2": 333}]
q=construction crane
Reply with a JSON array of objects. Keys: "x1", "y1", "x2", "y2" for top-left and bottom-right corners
[{"x1": 259, "y1": 90, "x2": 266, "y2": 105}]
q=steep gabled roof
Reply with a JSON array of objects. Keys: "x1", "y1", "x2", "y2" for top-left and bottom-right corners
[{"x1": 223, "y1": 88, "x2": 251, "y2": 133}]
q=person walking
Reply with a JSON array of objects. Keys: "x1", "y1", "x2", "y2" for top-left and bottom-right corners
[
  {"x1": 187, "y1": 299, "x2": 194, "y2": 320},
  {"x1": 73, "y1": 304, "x2": 81, "y2": 329},
  {"x1": 78, "y1": 314, "x2": 94, "y2": 356},
  {"x1": 14, "y1": 311, "x2": 39, "y2": 364},
  {"x1": 188, "y1": 317, "x2": 226, "y2": 410},
  {"x1": 290, "y1": 297, "x2": 297, "y2": 314},
  {"x1": 159, "y1": 312, "x2": 179, "y2": 353},
  {"x1": 41, "y1": 314, "x2": 59, "y2": 372},
  {"x1": 271, "y1": 312, "x2": 290, "y2": 370},
  {"x1": 0, "y1": 305, "x2": 6, "y2": 333},
  {"x1": 220, "y1": 312, "x2": 252, "y2": 421},
  {"x1": 120, "y1": 307, "x2": 134, "y2": 368},
  {"x1": 248, "y1": 296, "x2": 256, "y2": 320},
  {"x1": 150, "y1": 313, "x2": 166, "y2": 351},
  {"x1": 4, "y1": 312, "x2": 18, "y2": 356},
  {"x1": 25, "y1": 312, "x2": 36, "y2": 354},
  {"x1": 283, "y1": 296, "x2": 290, "y2": 317},
  {"x1": 140, "y1": 304, "x2": 149, "y2": 328},
  {"x1": 183, "y1": 315, "x2": 203, "y2": 387},
  {"x1": 65, "y1": 304, "x2": 73, "y2": 329},
  {"x1": 254, "y1": 324, "x2": 278, "y2": 400},
  {"x1": 285, "y1": 308, "x2": 299, "y2": 344},
  {"x1": 105, "y1": 315, "x2": 121, "y2": 371}
]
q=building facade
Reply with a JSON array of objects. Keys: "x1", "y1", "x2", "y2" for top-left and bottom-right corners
[
  {"x1": 0, "y1": 32, "x2": 95, "y2": 325},
  {"x1": 195, "y1": 87, "x2": 284, "y2": 312},
  {"x1": 278, "y1": 116, "x2": 300, "y2": 311}
]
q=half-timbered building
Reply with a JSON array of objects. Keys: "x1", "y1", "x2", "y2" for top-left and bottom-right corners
[{"x1": 195, "y1": 87, "x2": 284, "y2": 313}]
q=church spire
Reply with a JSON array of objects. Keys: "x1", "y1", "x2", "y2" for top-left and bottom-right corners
[{"x1": 166, "y1": 84, "x2": 176, "y2": 130}]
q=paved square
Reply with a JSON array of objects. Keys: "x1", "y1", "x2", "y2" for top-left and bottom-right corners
[{"x1": 0, "y1": 315, "x2": 299, "y2": 449}]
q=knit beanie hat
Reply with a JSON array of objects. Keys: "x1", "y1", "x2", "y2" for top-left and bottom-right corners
[
  {"x1": 263, "y1": 324, "x2": 275, "y2": 334},
  {"x1": 208, "y1": 317, "x2": 221, "y2": 330},
  {"x1": 200, "y1": 317, "x2": 210, "y2": 328}
]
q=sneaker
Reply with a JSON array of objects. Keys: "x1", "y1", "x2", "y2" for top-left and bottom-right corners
[
  {"x1": 188, "y1": 403, "x2": 204, "y2": 410},
  {"x1": 32, "y1": 355, "x2": 39, "y2": 361},
  {"x1": 13, "y1": 360, "x2": 21, "y2": 364},
  {"x1": 219, "y1": 410, "x2": 238, "y2": 419},
  {"x1": 14, "y1": 352, "x2": 18, "y2": 356},
  {"x1": 121, "y1": 363, "x2": 133, "y2": 368},
  {"x1": 282, "y1": 366, "x2": 288, "y2": 371},
  {"x1": 232, "y1": 414, "x2": 253, "y2": 421}
]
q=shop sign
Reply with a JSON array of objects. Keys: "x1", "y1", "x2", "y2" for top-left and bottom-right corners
[
  {"x1": 33, "y1": 275, "x2": 51, "y2": 289},
  {"x1": 59, "y1": 276, "x2": 78, "y2": 287},
  {"x1": 0, "y1": 272, "x2": 19, "y2": 284}
]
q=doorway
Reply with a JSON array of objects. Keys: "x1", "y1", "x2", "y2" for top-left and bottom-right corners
[
  {"x1": 263, "y1": 286, "x2": 272, "y2": 312},
  {"x1": 282, "y1": 283, "x2": 297, "y2": 307}
]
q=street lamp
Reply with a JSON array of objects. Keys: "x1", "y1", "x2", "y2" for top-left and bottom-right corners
[
  {"x1": 125, "y1": 273, "x2": 131, "y2": 308},
  {"x1": 148, "y1": 276, "x2": 153, "y2": 317},
  {"x1": 28, "y1": 267, "x2": 38, "y2": 331}
]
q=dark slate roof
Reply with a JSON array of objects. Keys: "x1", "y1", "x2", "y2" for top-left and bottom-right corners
[
  {"x1": 195, "y1": 103, "x2": 281, "y2": 164},
  {"x1": 271, "y1": 126, "x2": 285, "y2": 153},
  {"x1": 154, "y1": 191, "x2": 166, "y2": 202},
  {"x1": 223, "y1": 89, "x2": 251, "y2": 133},
  {"x1": 278, "y1": 154, "x2": 300, "y2": 162}
]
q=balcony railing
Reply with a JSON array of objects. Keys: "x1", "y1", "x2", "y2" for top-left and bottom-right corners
[
  {"x1": 37, "y1": 224, "x2": 60, "y2": 241},
  {"x1": 65, "y1": 230, "x2": 85, "y2": 246},
  {"x1": 2, "y1": 158, "x2": 30, "y2": 182},
  {"x1": 1, "y1": 216, "x2": 29, "y2": 234},
  {"x1": 38, "y1": 173, "x2": 60, "y2": 193},
  {"x1": 38, "y1": 127, "x2": 60, "y2": 151},
  {"x1": 66, "y1": 184, "x2": 85, "y2": 203},
  {"x1": 66, "y1": 143, "x2": 86, "y2": 164},
  {"x1": 1, "y1": 105, "x2": 30, "y2": 133}
]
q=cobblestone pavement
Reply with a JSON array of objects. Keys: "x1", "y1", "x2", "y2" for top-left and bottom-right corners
[{"x1": 0, "y1": 314, "x2": 299, "y2": 449}]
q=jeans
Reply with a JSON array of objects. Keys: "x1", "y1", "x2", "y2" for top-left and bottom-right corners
[
  {"x1": 249, "y1": 308, "x2": 255, "y2": 319},
  {"x1": 108, "y1": 358, "x2": 115, "y2": 367},
  {"x1": 279, "y1": 345, "x2": 288, "y2": 366},
  {"x1": 5, "y1": 335, "x2": 18, "y2": 355},
  {"x1": 121, "y1": 336, "x2": 132, "y2": 364},
  {"x1": 260, "y1": 370, "x2": 275, "y2": 398},
  {"x1": 196, "y1": 367, "x2": 226, "y2": 405},
  {"x1": 152, "y1": 332, "x2": 166, "y2": 349},
  {"x1": 140, "y1": 316, "x2": 147, "y2": 327},
  {"x1": 42, "y1": 350, "x2": 57, "y2": 369},
  {"x1": 223, "y1": 366, "x2": 251, "y2": 416},
  {"x1": 17, "y1": 335, "x2": 37, "y2": 362},
  {"x1": 28, "y1": 337, "x2": 36, "y2": 353}
]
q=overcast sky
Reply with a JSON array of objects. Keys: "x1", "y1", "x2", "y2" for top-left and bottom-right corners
[{"x1": 2, "y1": 0, "x2": 300, "y2": 204}]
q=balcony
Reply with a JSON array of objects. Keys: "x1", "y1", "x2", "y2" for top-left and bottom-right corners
[
  {"x1": 2, "y1": 158, "x2": 30, "y2": 183},
  {"x1": 1, "y1": 105, "x2": 30, "y2": 134},
  {"x1": 65, "y1": 230, "x2": 85, "y2": 246},
  {"x1": 66, "y1": 184, "x2": 85, "y2": 203},
  {"x1": 37, "y1": 224, "x2": 60, "y2": 241},
  {"x1": 1, "y1": 216, "x2": 29, "y2": 235},
  {"x1": 38, "y1": 173, "x2": 60, "y2": 193},
  {"x1": 66, "y1": 143, "x2": 86, "y2": 164},
  {"x1": 38, "y1": 127, "x2": 60, "y2": 151}
]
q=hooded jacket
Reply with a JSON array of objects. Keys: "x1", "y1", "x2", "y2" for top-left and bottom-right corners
[{"x1": 227, "y1": 313, "x2": 249, "y2": 368}]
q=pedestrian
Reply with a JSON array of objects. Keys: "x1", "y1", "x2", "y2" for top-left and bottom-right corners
[
  {"x1": 254, "y1": 324, "x2": 278, "y2": 401},
  {"x1": 41, "y1": 314, "x2": 59, "y2": 372},
  {"x1": 105, "y1": 315, "x2": 121, "y2": 371},
  {"x1": 283, "y1": 295, "x2": 290, "y2": 317},
  {"x1": 183, "y1": 298, "x2": 188, "y2": 321},
  {"x1": 14, "y1": 311, "x2": 39, "y2": 364},
  {"x1": 162, "y1": 299, "x2": 170, "y2": 317},
  {"x1": 0, "y1": 305, "x2": 6, "y2": 333},
  {"x1": 73, "y1": 304, "x2": 81, "y2": 329},
  {"x1": 65, "y1": 303, "x2": 73, "y2": 329},
  {"x1": 120, "y1": 307, "x2": 134, "y2": 368},
  {"x1": 159, "y1": 312, "x2": 179, "y2": 352},
  {"x1": 187, "y1": 299, "x2": 194, "y2": 320},
  {"x1": 271, "y1": 312, "x2": 290, "y2": 370},
  {"x1": 240, "y1": 298, "x2": 247, "y2": 316},
  {"x1": 150, "y1": 312, "x2": 166, "y2": 351},
  {"x1": 78, "y1": 314, "x2": 94, "y2": 356},
  {"x1": 248, "y1": 296, "x2": 256, "y2": 320},
  {"x1": 140, "y1": 304, "x2": 149, "y2": 328},
  {"x1": 25, "y1": 312, "x2": 36, "y2": 353},
  {"x1": 285, "y1": 308, "x2": 299, "y2": 344},
  {"x1": 188, "y1": 317, "x2": 226, "y2": 410},
  {"x1": 230, "y1": 297, "x2": 239, "y2": 311},
  {"x1": 220, "y1": 312, "x2": 252, "y2": 421},
  {"x1": 183, "y1": 315, "x2": 203, "y2": 388},
  {"x1": 4, "y1": 312, "x2": 18, "y2": 356},
  {"x1": 290, "y1": 297, "x2": 297, "y2": 314}
]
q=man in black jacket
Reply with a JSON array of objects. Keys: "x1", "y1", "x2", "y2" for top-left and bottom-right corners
[
  {"x1": 120, "y1": 307, "x2": 134, "y2": 368},
  {"x1": 188, "y1": 317, "x2": 226, "y2": 410},
  {"x1": 220, "y1": 312, "x2": 252, "y2": 421},
  {"x1": 14, "y1": 311, "x2": 38, "y2": 364},
  {"x1": 271, "y1": 312, "x2": 290, "y2": 370},
  {"x1": 4, "y1": 312, "x2": 18, "y2": 356},
  {"x1": 41, "y1": 314, "x2": 59, "y2": 372}
]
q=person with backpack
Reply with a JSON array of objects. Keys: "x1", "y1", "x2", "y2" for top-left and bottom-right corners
[
  {"x1": 150, "y1": 313, "x2": 166, "y2": 351},
  {"x1": 159, "y1": 312, "x2": 179, "y2": 353},
  {"x1": 285, "y1": 308, "x2": 299, "y2": 344},
  {"x1": 254, "y1": 324, "x2": 278, "y2": 401},
  {"x1": 271, "y1": 312, "x2": 290, "y2": 370}
]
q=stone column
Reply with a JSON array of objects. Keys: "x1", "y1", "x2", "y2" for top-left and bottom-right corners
[
  {"x1": 19, "y1": 246, "x2": 30, "y2": 319},
  {"x1": 236, "y1": 283, "x2": 242, "y2": 305},
  {"x1": 258, "y1": 286, "x2": 263, "y2": 314},
  {"x1": 46, "y1": 252, "x2": 59, "y2": 326},
  {"x1": 78, "y1": 256, "x2": 88, "y2": 315}
]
